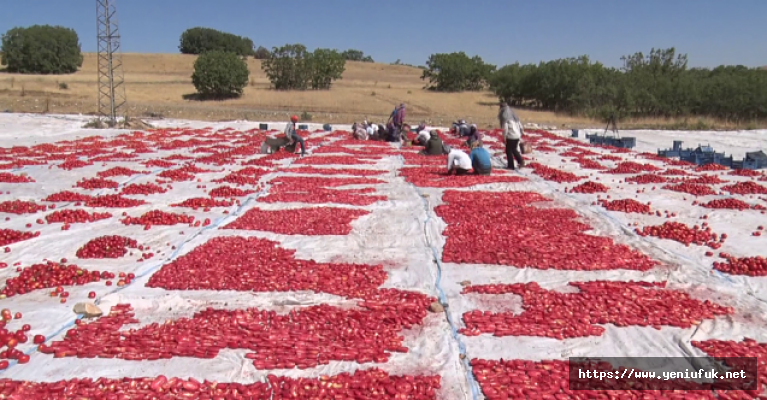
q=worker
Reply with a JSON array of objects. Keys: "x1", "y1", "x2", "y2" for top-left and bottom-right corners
[
  {"x1": 386, "y1": 103, "x2": 406, "y2": 142},
  {"x1": 285, "y1": 115, "x2": 306, "y2": 157},
  {"x1": 466, "y1": 124, "x2": 482, "y2": 147},
  {"x1": 498, "y1": 101, "x2": 525, "y2": 170},
  {"x1": 469, "y1": 141, "x2": 492, "y2": 175},
  {"x1": 413, "y1": 128, "x2": 430, "y2": 146},
  {"x1": 446, "y1": 145, "x2": 472, "y2": 176},
  {"x1": 365, "y1": 120, "x2": 378, "y2": 139},
  {"x1": 352, "y1": 122, "x2": 368, "y2": 140},
  {"x1": 422, "y1": 130, "x2": 444, "y2": 155},
  {"x1": 453, "y1": 120, "x2": 470, "y2": 137}
]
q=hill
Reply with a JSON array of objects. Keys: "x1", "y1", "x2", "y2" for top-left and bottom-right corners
[{"x1": 0, "y1": 53, "x2": 753, "y2": 129}]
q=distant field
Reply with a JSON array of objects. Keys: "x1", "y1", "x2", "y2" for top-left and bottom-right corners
[{"x1": 0, "y1": 53, "x2": 760, "y2": 129}]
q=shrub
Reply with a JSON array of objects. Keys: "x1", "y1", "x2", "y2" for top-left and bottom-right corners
[
  {"x1": 421, "y1": 52, "x2": 496, "y2": 92},
  {"x1": 191, "y1": 51, "x2": 249, "y2": 98},
  {"x1": 254, "y1": 46, "x2": 271, "y2": 60},
  {"x1": 1, "y1": 25, "x2": 83, "y2": 74},
  {"x1": 179, "y1": 27, "x2": 254, "y2": 57},
  {"x1": 341, "y1": 49, "x2": 374, "y2": 62},
  {"x1": 261, "y1": 44, "x2": 346, "y2": 90}
]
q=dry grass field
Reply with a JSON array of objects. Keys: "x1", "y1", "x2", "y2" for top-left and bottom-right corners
[{"x1": 0, "y1": 53, "x2": 761, "y2": 129}]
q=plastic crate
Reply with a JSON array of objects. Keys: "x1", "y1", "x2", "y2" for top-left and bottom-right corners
[
  {"x1": 323, "y1": 124, "x2": 332, "y2": 131},
  {"x1": 259, "y1": 123, "x2": 268, "y2": 130},
  {"x1": 298, "y1": 124, "x2": 309, "y2": 130},
  {"x1": 571, "y1": 129, "x2": 579, "y2": 138}
]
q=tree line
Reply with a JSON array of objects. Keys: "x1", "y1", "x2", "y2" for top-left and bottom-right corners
[
  {"x1": 2, "y1": 24, "x2": 765, "y2": 123},
  {"x1": 421, "y1": 48, "x2": 767, "y2": 123}
]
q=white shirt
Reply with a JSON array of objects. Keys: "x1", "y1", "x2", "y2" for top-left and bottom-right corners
[
  {"x1": 416, "y1": 130, "x2": 430, "y2": 143},
  {"x1": 447, "y1": 149, "x2": 472, "y2": 172}
]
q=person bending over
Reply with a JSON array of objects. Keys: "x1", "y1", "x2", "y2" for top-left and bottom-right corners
[
  {"x1": 285, "y1": 115, "x2": 306, "y2": 157},
  {"x1": 413, "y1": 128, "x2": 430, "y2": 146},
  {"x1": 470, "y1": 141, "x2": 492, "y2": 175},
  {"x1": 466, "y1": 124, "x2": 482, "y2": 147},
  {"x1": 446, "y1": 145, "x2": 472, "y2": 176}
]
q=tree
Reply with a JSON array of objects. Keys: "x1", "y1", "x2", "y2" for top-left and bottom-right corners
[
  {"x1": 307, "y1": 48, "x2": 346, "y2": 89},
  {"x1": 191, "y1": 51, "x2": 249, "y2": 98},
  {"x1": 1, "y1": 25, "x2": 83, "y2": 74},
  {"x1": 179, "y1": 27, "x2": 254, "y2": 57},
  {"x1": 341, "y1": 49, "x2": 374, "y2": 62},
  {"x1": 488, "y1": 47, "x2": 767, "y2": 123},
  {"x1": 254, "y1": 46, "x2": 271, "y2": 60},
  {"x1": 421, "y1": 52, "x2": 496, "y2": 92},
  {"x1": 261, "y1": 44, "x2": 346, "y2": 90}
]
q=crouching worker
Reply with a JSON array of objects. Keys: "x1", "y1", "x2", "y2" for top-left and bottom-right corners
[
  {"x1": 413, "y1": 128, "x2": 430, "y2": 146},
  {"x1": 352, "y1": 122, "x2": 368, "y2": 140},
  {"x1": 285, "y1": 115, "x2": 306, "y2": 157},
  {"x1": 422, "y1": 130, "x2": 444, "y2": 155},
  {"x1": 470, "y1": 141, "x2": 492, "y2": 175},
  {"x1": 466, "y1": 124, "x2": 482, "y2": 147},
  {"x1": 446, "y1": 144, "x2": 472, "y2": 176}
]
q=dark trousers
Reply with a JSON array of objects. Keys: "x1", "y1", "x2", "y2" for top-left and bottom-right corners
[
  {"x1": 290, "y1": 133, "x2": 306, "y2": 155},
  {"x1": 472, "y1": 161, "x2": 491, "y2": 175},
  {"x1": 455, "y1": 168, "x2": 470, "y2": 176},
  {"x1": 505, "y1": 138, "x2": 524, "y2": 169}
]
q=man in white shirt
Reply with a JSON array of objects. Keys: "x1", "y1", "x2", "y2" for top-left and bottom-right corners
[
  {"x1": 446, "y1": 145, "x2": 472, "y2": 175},
  {"x1": 413, "y1": 129, "x2": 430, "y2": 146}
]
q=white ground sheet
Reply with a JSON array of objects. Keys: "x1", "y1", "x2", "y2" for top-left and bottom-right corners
[{"x1": 0, "y1": 113, "x2": 766, "y2": 399}]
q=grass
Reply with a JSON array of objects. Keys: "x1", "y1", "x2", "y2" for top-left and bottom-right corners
[{"x1": 0, "y1": 53, "x2": 764, "y2": 129}]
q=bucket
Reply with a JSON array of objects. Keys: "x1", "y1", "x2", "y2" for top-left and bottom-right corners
[
  {"x1": 323, "y1": 123, "x2": 332, "y2": 131},
  {"x1": 571, "y1": 129, "x2": 579, "y2": 138}
]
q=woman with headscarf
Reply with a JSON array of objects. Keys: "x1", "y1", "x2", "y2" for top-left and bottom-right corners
[{"x1": 499, "y1": 101, "x2": 525, "y2": 170}]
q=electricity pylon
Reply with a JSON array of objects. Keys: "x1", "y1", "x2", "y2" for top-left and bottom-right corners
[{"x1": 96, "y1": 0, "x2": 127, "y2": 126}]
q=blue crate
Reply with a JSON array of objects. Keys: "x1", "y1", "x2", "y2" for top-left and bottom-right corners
[
  {"x1": 571, "y1": 129, "x2": 579, "y2": 138},
  {"x1": 259, "y1": 123, "x2": 268, "y2": 130},
  {"x1": 323, "y1": 123, "x2": 332, "y2": 131}
]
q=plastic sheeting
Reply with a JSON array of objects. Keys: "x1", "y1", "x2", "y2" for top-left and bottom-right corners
[
  {"x1": 0, "y1": 114, "x2": 469, "y2": 399},
  {"x1": 1, "y1": 113, "x2": 767, "y2": 399}
]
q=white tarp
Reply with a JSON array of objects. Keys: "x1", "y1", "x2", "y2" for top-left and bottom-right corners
[{"x1": 1, "y1": 113, "x2": 766, "y2": 399}]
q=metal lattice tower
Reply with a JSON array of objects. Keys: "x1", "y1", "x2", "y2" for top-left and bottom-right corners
[{"x1": 96, "y1": 0, "x2": 126, "y2": 125}]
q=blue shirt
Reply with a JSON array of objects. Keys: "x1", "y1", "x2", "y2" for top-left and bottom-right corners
[{"x1": 470, "y1": 147, "x2": 492, "y2": 170}]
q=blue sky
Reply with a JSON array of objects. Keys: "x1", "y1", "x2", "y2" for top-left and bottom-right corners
[{"x1": 2, "y1": 0, "x2": 765, "y2": 68}]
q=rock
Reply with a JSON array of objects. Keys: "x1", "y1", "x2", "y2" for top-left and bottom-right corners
[
  {"x1": 459, "y1": 280, "x2": 472, "y2": 286},
  {"x1": 429, "y1": 302, "x2": 445, "y2": 313},
  {"x1": 73, "y1": 303, "x2": 102, "y2": 318}
]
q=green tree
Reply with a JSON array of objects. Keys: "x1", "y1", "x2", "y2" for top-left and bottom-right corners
[
  {"x1": 488, "y1": 47, "x2": 767, "y2": 123},
  {"x1": 341, "y1": 49, "x2": 374, "y2": 62},
  {"x1": 421, "y1": 52, "x2": 496, "y2": 92},
  {"x1": 1, "y1": 25, "x2": 83, "y2": 74},
  {"x1": 307, "y1": 48, "x2": 346, "y2": 89},
  {"x1": 254, "y1": 46, "x2": 271, "y2": 60},
  {"x1": 179, "y1": 27, "x2": 254, "y2": 57},
  {"x1": 191, "y1": 51, "x2": 249, "y2": 98},
  {"x1": 261, "y1": 44, "x2": 346, "y2": 90}
]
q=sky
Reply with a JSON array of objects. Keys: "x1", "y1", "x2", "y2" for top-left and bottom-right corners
[{"x1": 2, "y1": 0, "x2": 766, "y2": 69}]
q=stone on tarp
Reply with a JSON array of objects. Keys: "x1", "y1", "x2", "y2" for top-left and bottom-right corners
[
  {"x1": 429, "y1": 302, "x2": 445, "y2": 313},
  {"x1": 73, "y1": 303, "x2": 102, "y2": 318}
]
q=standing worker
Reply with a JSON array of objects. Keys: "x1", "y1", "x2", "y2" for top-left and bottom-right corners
[
  {"x1": 387, "y1": 103, "x2": 406, "y2": 142},
  {"x1": 469, "y1": 141, "x2": 492, "y2": 175},
  {"x1": 285, "y1": 115, "x2": 306, "y2": 157},
  {"x1": 446, "y1": 145, "x2": 472, "y2": 175},
  {"x1": 498, "y1": 101, "x2": 525, "y2": 170}
]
